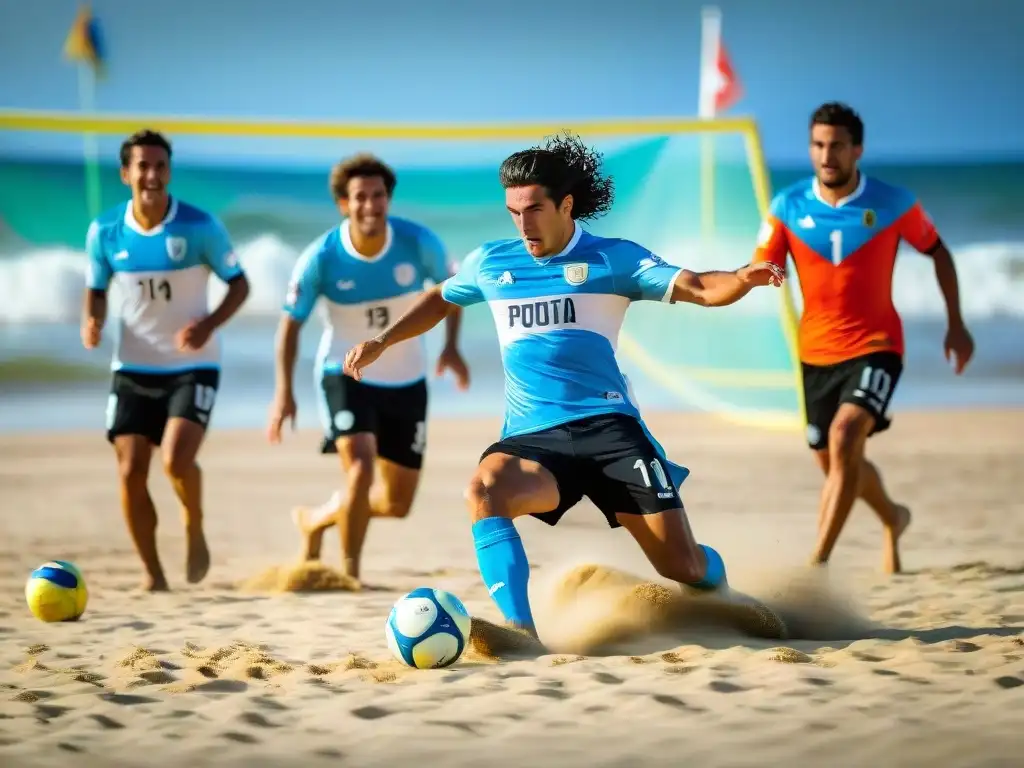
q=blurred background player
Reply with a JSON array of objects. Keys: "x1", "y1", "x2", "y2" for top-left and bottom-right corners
[
  {"x1": 754, "y1": 102, "x2": 974, "y2": 573},
  {"x1": 343, "y1": 133, "x2": 783, "y2": 636},
  {"x1": 81, "y1": 129, "x2": 251, "y2": 591},
  {"x1": 267, "y1": 153, "x2": 469, "y2": 580}
]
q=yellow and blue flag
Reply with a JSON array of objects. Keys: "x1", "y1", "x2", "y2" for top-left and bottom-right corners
[{"x1": 63, "y1": 4, "x2": 107, "y2": 76}]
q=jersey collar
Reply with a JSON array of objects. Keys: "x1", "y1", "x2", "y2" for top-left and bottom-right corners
[
  {"x1": 536, "y1": 220, "x2": 583, "y2": 262},
  {"x1": 124, "y1": 197, "x2": 179, "y2": 235},
  {"x1": 812, "y1": 173, "x2": 866, "y2": 208},
  {"x1": 340, "y1": 218, "x2": 394, "y2": 262}
]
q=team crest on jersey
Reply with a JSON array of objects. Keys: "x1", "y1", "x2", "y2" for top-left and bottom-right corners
[
  {"x1": 166, "y1": 236, "x2": 188, "y2": 262},
  {"x1": 393, "y1": 263, "x2": 416, "y2": 287},
  {"x1": 862, "y1": 209, "x2": 876, "y2": 228},
  {"x1": 563, "y1": 263, "x2": 589, "y2": 285}
]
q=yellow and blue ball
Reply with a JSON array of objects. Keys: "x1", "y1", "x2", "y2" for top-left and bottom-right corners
[
  {"x1": 385, "y1": 587, "x2": 471, "y2": 669},
  {"x1": 25, "y1": 561, "x2": 88, "y2": 622}
]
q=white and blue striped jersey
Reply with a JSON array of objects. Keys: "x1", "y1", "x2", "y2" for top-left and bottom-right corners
[
  {"x1": 284, "y1": 217, "x2": 451, "y2": 386},
  {"x1": 86, "y1": 198, "x2": 245, "y2": 374},
  {"x1": 441, "y1": 223, "x2": 681, "y2": 439}
]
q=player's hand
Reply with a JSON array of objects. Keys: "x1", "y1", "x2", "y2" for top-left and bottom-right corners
[
  {"x1": 267, "y1": 390, "x2": 297, "y2": 444},
  {"x1": 176, "y1": 317, "x2": 215, "y2": 352},
  {"x1": 343, "y1": 339, "x2": 385, "y2": 382},
  {"x1": 737, "y1": 262, "x2": 784, "y2": 288},
  {"x1": 81, "y1": 318, "x2": 102, "y2": 349},
  {"x1": 944, "y1": 321, "x2": 974, "y2": 375},
  {"x1": 435, "y1": 344, "x2": 470, "y2": 391}
]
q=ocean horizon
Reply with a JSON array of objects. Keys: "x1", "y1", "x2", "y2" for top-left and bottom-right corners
[{"x1": 1, "y1": 136, "x2": 1022, "y2": 434}]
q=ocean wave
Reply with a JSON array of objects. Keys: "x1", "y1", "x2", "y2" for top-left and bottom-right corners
[{"x1": 0, "y1": 234, "x2": 1022, "y2": 324}]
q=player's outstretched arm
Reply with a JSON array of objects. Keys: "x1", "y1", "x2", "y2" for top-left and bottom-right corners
[
  {"x1": 670, "y1": 262, "x2": 784, "y2": 307},
  {"x1": 344, "y1": 285, "x2": 453, "y2": 381}
]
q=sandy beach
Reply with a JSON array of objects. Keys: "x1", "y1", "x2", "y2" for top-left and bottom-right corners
[{"x1": 1, "y1": 409, "x2": 1023, "y2": 768}]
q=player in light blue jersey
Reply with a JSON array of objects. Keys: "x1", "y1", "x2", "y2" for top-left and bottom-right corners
[
  {"x1": 82, "y1": 129, "x2": 251, "y2": 591},
  {"x1": 345, "y1": 133, "x2": 783, "y2": 637},
  {"x1": 267, "y1": 154, "x2": 469, "y2": 580}
]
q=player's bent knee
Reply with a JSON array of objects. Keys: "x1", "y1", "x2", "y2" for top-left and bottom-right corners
[
  {"x1": 162, "y1": 452, "x2": 196, "y2": 479},
  {"x1": 381, "y1": 502, "x2": 413, "y2": 519},
  {"x1": 465, "y1": 469, "x2": 515, "y2": 522},
  {"x1": 118, "y1": 459, "x2": 149, "y2": 489},
  {"x1": 828, "y1": 413, "x2": 871, "y2": 462},
  {"x1": 345, "y1": 457, "x2": 375, "y2": 498}
]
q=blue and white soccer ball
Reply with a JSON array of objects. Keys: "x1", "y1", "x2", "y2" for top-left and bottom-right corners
[
  {"x1": 385, "y1": 587, "x2": 472, "y2": 669},
  {"x1": 25, "y1": 560, "x2": 88, "y2": 622}
]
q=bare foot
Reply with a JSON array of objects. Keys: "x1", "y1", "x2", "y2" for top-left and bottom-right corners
[
  {"x1": 186, "y1": 533, "x2": 211, "y2": 584},
  {"x1": 291, "y1": 507, "x2": 325, "y2": 561},
  {"x1": 143, "y1": 574, "x2": 170, "y2": 592},
  {"x1": 882, "y1": 504, "x2": 911, "y2": 574}
]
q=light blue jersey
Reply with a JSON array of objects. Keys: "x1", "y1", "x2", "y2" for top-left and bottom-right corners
[
  {"x1": 442, "y1": 222, "x2": 681, "y2": 439},
  {"x1": 86, "y1": 198, "x2": 245, "y2": 373},
  {"x1": 284, "y1": 217, "x2": 451, "y2": 385}
]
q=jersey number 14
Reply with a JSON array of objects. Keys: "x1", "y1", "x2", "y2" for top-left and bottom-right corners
[{"x1": 138, "y1": 278, "x2": 172, "y2": 301}]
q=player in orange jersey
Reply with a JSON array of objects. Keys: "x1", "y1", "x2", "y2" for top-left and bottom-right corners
[{"x1": 754, "y1": 102, "x2": 974, "y2": 573}]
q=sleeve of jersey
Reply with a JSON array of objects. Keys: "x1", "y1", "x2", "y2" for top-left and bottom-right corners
[
  {"x1": 283, "y1": 243, "x2": 322, "y2": 322},
  {"x1": 201, "y1": 217, "x2": 245, "y2": 281},
  {"x1": 898, "y1": 201, "x2": 941, "y2": 254},
  {"x1": 85, "y1": 221, "x2": 112, "y2": 290},
  {"x1": 618, "y1": 242, "x2": 683, "y2": 302},
  {"x1": 752, "y1": 194, "x2": 789, "y2": 268},
  {"x1": 418, "y1": 227, "x2": 454, "y2": 284},
  {"x1": 440, "y1": 246, "x2": 485, "y2": 307}
]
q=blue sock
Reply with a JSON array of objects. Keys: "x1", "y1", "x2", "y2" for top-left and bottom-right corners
[
  {"x1": 688, "y1": 544, "x2": 727, "y2": 590},
  {"x1": 472, "y1": 517, "x2": 535, "y2": 629}
]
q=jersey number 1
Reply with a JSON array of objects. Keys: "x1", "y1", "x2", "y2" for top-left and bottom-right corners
[{"x1": 829, "y1": 230, "x2": 843, "y2": 265}]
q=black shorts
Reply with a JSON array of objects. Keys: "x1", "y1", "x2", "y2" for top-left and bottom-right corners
[
  {"x1": 801, "y1": 351, "x2": 904, "y2": 450},
  {"x1": 480, "y1": 412, "x2": 682, "y2": 529},
  {"x1": 106, "y1": 368, "x2": 220, "y2": 445},
  {"x1": 318, "y1": 374, "x2": 428, "y2": 470}
]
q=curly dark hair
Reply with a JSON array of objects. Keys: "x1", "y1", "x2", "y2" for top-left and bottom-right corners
[
  {"x1": 329, "y1": 153, "x2": 397, "y2": 201},
  {"x1": 810, "y1": 102, "x2": 864, "y2": 146},
  {"x1": 119, "y1": 129, "x2": 172, "y2": 167},
  {"x1": 498, "y1": 131, "x2": 614, "y2": 222}
]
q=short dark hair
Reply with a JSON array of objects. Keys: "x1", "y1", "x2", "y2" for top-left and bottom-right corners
[
  {"x1": 329, "y1": 153, "x2": 397, "y2": 201},
  {"x1": 498, "y1": 131, "x2": 614, "y2": 222},
  {"x1": 810, "y1": 102, "x2": 864, "y2": 146},
  {"x1": 120, "y1": 129, "x2": 172, "y2": 167}
]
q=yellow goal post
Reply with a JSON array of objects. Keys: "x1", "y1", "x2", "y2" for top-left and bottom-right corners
[{"x1": 0, "y1": 107, "x2": 804, "y2": 430}]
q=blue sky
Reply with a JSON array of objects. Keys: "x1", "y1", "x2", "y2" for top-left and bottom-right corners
[{"x1": 1, "y1": 0, "x2": 1021, "y2": 168}]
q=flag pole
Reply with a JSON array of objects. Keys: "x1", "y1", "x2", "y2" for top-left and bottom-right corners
[
  {"x1": 77, "y1": 62, "x2": 102, "y2": 221},
  {"x1": 698, "y1": 6, "x2": 721, "y2": 246}
]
